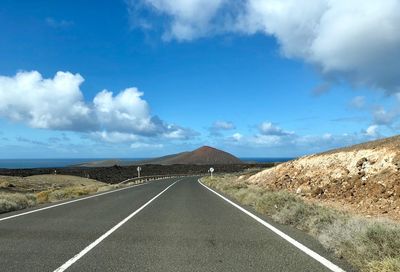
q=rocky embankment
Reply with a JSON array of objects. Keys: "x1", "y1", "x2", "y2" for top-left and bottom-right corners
[{"x1": 247, "y1": 136, "x2": 400, "y2": 220}]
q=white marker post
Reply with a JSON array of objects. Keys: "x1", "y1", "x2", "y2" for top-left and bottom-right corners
[
  {"x1": 137, "y1": 166, "x2": 141, "y2": 178},
  {"x1": 209, "y1": 167, "x2": 214, "y2": 179}
]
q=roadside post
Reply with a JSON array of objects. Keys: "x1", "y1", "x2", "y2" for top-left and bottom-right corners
[
  {"x1": 137, "y1": 166, "x2": 142, "y2": 178},
  {"x1": 209, "y1": 167, "x2": 214, "y2": 179}
]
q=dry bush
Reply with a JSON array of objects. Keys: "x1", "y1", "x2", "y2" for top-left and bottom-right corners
[
  {"x1": 47, "y1": 185, "x2": 99, "y2": 202},
  {"x1": 96, "y1": 185, "x2": 117, "y2": 193},
  {"x1": 0, "y1": 193, "x2": 36, "y2": 213},
  {"x1": 368, "y1": 257, "x2": 400, "y2": 272},
  {"x1": 36, "y1": 191, "x2": 50, "y2": 203}
]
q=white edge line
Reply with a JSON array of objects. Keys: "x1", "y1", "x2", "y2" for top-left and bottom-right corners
[
  {"x1": 198, "y1": 179, "x2": 345, "y2": 272},
  {"x1": 0, "y1": 177, "x2": 175, "y2": 222},
  {"x1": 53, "y1": 179, "x2": 180, "y2": 272}
]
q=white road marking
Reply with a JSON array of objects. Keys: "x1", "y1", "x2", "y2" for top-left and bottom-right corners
[
  {"x1": 198, "y1": 179, "x2": 346, "y2": 272},
  {"x1": 0, "y1": 177, "x2": 174, "y2": 222},
  {"x1": 53, "y1": 179, "x2": 180, "y2": 272}
]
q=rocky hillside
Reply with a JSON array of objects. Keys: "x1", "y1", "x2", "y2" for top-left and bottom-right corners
[{"x1": 247, "y1": 135, "x2": 400, "y2": 220}]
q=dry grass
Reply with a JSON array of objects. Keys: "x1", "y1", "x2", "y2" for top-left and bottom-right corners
[
  {"x1": 202, "y1": 175, "x2": 400, "y2": 272},
  {"x1": 368, "y1": 258, "x2": 400, "y2": 272},
  {"x1": 0, "y1": 192, "x2": 36, "y2": 213},
  {"x1": 0, "y1": 174, "x2": 114, "y2": 213}
]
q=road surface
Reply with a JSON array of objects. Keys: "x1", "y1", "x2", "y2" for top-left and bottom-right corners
[{"x1": 0, "y1": 176, "x2": 351, "y2": 271}]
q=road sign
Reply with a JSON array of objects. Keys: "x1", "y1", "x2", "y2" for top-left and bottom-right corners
[{"x1": 209, "y1": 167, "x2": 214, "y2": 178}]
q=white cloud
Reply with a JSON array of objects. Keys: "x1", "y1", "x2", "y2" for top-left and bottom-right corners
[
  {"x1": 372, "y1": 107, "x2": 398, "y2": 126},
  {"x1": 259, "y1": 122, "x2": 294, "y2": 136},
  {"x1": 231, "y1": 132, "x2": 243, "y2": 141},
  {"x1": 239, "y1": 0, "x2": 400, "y2": 94},
  {"x1": 209, "y1": 120, "x2": 236, "y2": 136},
  {"x1": 130, "y1": 142, "x2": 163, "y2": 149},
  {"x1": 0, "y1": 71, "x2": 197, "y2": 142},
  {"x1": 130, "y1": 0, "x2": 227, "y2": 40},
  {"x1": 90, "y1": 131, "x2": 140, "y2": 143},
  {"x1": 212, "y1": 120, "x2": 235, "y2": 130},
  {"x1": 93, "y1": 88, "x2": 160, "y2": 135},
  {"x1": 163, "y1": 125, "x2": 199, "y2": 140},
  {"x1": 0, "y1": 71, "x2": 92, "y2": 130},
  {"x1": 365, "y1": 125, "x2": 380, "y2": 137},
  {"x1": 132, "y1": 0, "x2": 400, "y2": 94},
  {"x1": 322, "y1": 133, "x2": 332, "y2": 140},
  {"x1": 350, "y1": 96, "x2": 365, "y2": 109}
]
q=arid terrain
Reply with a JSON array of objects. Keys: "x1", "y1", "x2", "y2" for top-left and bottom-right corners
[
  {"x1": 201, "y1": 136, "x2": 400, "y2": 271},
  {"x1": 247, "y1": 135, "x2": 400, "y2": 220},
  {"x1": 0, "y1": 174, "x2": 115, "y2": 214}
]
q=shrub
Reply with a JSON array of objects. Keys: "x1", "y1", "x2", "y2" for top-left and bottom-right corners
[
  {"x1": 368, "y1": 257, "x2": 400, "y2": 272},
  {"x1": 36, "y1": 191, "x2": 50, "y2": 203},
  {"x1": 0, "y1": 193, "x2": 36, "y2": 213}
]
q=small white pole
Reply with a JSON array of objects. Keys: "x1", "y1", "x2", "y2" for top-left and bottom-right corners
[
  {"x1": 209, "y1": 167, "x2": 214, "y2": 179},
  {"x1": 137, "y1": 166, "x2": 141, "y2": 178}
]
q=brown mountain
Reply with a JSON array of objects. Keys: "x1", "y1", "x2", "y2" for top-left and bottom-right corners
[
  {"x1": 140, "y1": 146, "x2": 242, "y2": 165},
  {"x1": 169, "y1": 146, "x2": 241, "y2": 165},
  {"x1": 76, "y1": 146, "x2": 242, "y2": 167}
]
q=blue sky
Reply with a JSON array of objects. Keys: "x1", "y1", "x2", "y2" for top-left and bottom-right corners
[{"x1": 1, "y1": 0, "x2": 400, "y2": 158}]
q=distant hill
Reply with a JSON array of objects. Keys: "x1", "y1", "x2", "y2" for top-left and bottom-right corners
[
  {"x1": 156, "y1": 146, "x2": 242, "y2": 165},
  {"x1": 76, "y1": 146, "x2": 243, "y2": 167}
]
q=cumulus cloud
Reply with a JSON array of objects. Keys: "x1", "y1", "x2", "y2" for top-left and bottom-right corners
[
  {"x1": 231, "y1": 132, "x2": 243, "y2": 141},
  {"x1": 227, "y1": 129, "x2": 382, "y2": 156},
  {"x1": 93, "y1": 88, "x2": 162, "y2": 135},
  {"x1": 0, "y1": 71, "x2": 92, "y2": 130},
  {"x1": 163, "y1": 125, "x2": 199, "y2": 140},
  {"x1": 131, "y1": 0, "x2": 400, "y2": 94},
  {"x1": 209, "y1": 120, "x2": 236, "y2": 136},
  {"x1": 128, "y1": 0, "x2": 228, "y2": 40},
  {"x1": 372, "y1": 107, "x2": 399, "y2": 126},
  {"x1": 224, "y1": 122, "x2": 296, "y2": 147},
  {"x1": 90, "y1": 131, "x2": 140, "y2": 143},
  {"x1": 259, "y1": 122, "x2": 294, "y2": 136},
  {"x1": 0, "y1": 71, "x2": 197, "y2": 142},
  {"x1": 364, "y1": 125, "x2": 380, "y2": 137},
  {"x1": 212, "y1": 120, "x2": 235, "y2": 130}
]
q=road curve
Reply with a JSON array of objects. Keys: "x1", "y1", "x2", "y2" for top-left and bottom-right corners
[{"x1": 0, "y1": 176, "x2": 351, "y2": 272}]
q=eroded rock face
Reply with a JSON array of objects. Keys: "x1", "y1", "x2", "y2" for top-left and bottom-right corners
[{"x1": 248, "y1": 141, "x2": 400, "y2": 220}]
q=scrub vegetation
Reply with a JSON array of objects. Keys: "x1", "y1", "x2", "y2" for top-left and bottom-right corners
[
  {"x1": 202, "y1": 174, "x2": 400, "y2": 272},
  {"x1": 0, "y1": 174, "x2": 122, "y2": 214}
]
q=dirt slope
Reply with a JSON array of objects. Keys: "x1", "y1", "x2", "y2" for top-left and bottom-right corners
[{"x1": 247, "y1": 135, "x2": 400, "y2": 220}]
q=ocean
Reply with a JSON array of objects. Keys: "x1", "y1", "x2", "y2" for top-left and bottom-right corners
[
  {"x1": 0, "y1": 158, "x2": 141, "y2": 169},
  {"x1": 0, "y1": 157, "x2": 295, "y2": 169}
]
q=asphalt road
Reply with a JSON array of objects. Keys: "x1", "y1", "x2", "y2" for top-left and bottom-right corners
[{"x1": 0, "y1": 176, "x2": 351, "y2": 272}]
